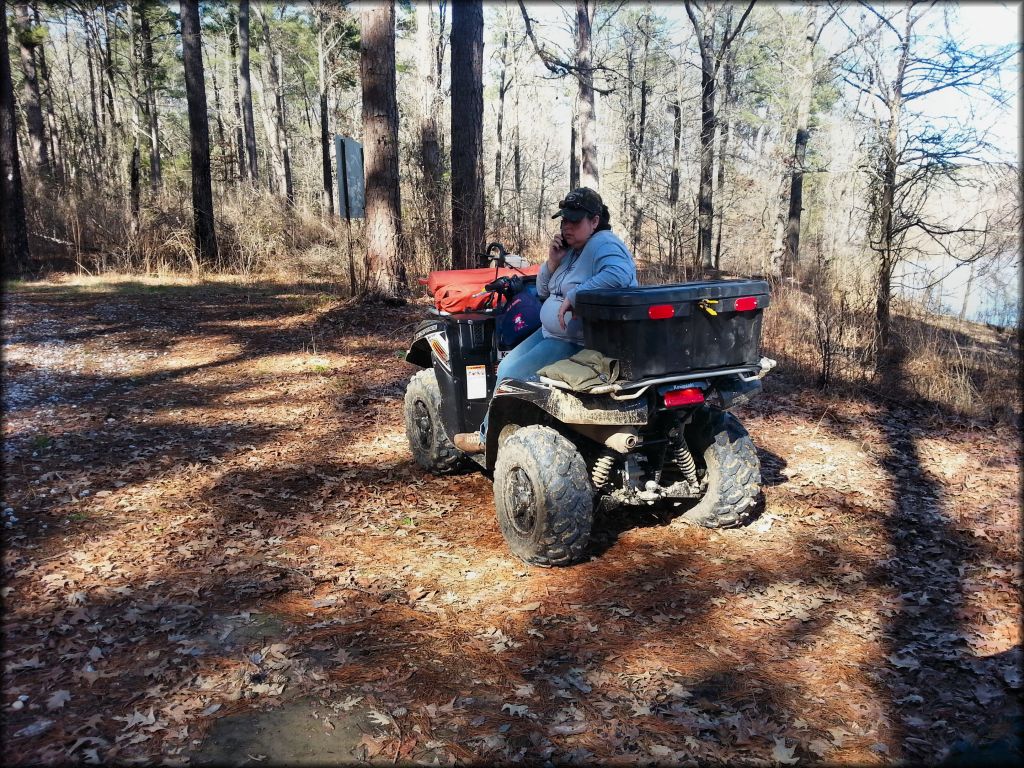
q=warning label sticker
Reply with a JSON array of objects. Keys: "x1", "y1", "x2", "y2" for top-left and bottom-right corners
[{"x1": 466, "y1": 365, "x2": 487, "y2": 400}]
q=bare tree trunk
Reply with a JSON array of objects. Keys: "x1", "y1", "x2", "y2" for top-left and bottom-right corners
[
  {"x1": 512, "y1": 120, "x2": 523, "y2": 243},
  {"x1": 238, "y1": 0, "x2": 258, "y2": 184},
  {"x1": 415, "y1": 0, "x2": 446, "y2": 268},
  {"x1": 958, "y1": 261, "x2": 975, "y2": 323},
  {"x1": 359, "y1": 0, "x2": 407, "y2": 300},
  {"x1": 317, "y1": 10, "x2": 333, "y2": 217},
  {"x1": 180, "y1": 0, "x2": 219, "y2": 266},
  {"x1": 82, "y1": 9, "x2": 103, "y2": 168},
  {"x1": 874, "y1": 19, "x2": 910, "y2": 354},
  {"x1": 713, "y1": 39, "x2": 736, "y2": 271},
  {"x1": 536, "y1": 136, "x2": 549, "y2": 239},
  {"x1": 569, "y1": 112, "x2": 579, "y2": 189},
  {"x1": 14, "y1": 2, "x2": 50, "y2": 179},
  {"x1": 626, "y1": 17, "x2": 650, "y2": 254},
  {"x1": 493, "y1": 30, "x2": 509, "y2": 221},
  {"x1": 695, "y1": 32, "x2": 715, "y2": 269},
  {"x1": 62, "y1": 8, "x2": 87, "y2": 183},
  {"x1": 684, "y1": 0, "x2": 754, "y2": 270},
  {"x1": 668, "y1": 52, "x2": 683, "y2": 269},
  {"x1": 101, "y1": 5, "x2": 120, "y2": 129},
  {"x1": 782, "y1": 4, "x2": 817, "y2": 278},
  {"x1": 33, "y1": 3, "x2": 62, "y2": 183},
  {"x1": 139, "y1": 3, "x2": 161, "y2": 191},
  {"x1": 228, "y1": 10, "x2": 245, "y2": 182},
  {"x1": 205, "y1": 42, "x2": 229, "y2": 186},
  {"x1": 1, "y1": 3, "x2": 31, "y2": 276},
  {"x1": 877, "y1": 136, "x2": 898, "y2": 352},
  {"x1": 127, "y1": 3, "x2": 142, "y2": 245},
  {"x1": 450, "y1": 0, "x2": 484, "y2": 270},
  {"x1": 253, "y1": 71, "x2": 279, "y2": 195},
  {"x1": 575, "y1": 0, "x2": 598, "y2": 189},
  {"x1": 254, "y1": 10, "x2": 293, "y2": 203}
]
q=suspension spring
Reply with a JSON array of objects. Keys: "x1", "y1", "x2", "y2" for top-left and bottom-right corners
[
  {"x1": 674, "y1": 443, "x2": 698, "y2": 485},
  {"x1": 591, "y1": 449, "x2": 618, "y2": 488}
]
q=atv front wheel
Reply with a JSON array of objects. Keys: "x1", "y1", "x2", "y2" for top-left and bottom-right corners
[
  {"x1": 493, "y1": 425, "x2": 593, "y2": 566},
  {"x1": 403, "y1": 369, "x2": 461, "y2": 474},
  {"x1": 675, "y1": 408, "x2": 760, "y2": 528}
]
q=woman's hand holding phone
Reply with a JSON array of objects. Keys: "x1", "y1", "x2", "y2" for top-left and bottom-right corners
[{"x1": 547, "y1": 234, "x2": 568, "y2": 270}]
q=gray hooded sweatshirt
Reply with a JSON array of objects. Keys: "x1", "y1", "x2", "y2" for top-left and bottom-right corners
[{"x1": 536, "y1": 229, "x2": 639, "y2": 343}]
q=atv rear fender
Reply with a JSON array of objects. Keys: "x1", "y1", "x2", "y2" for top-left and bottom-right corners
[
  {"x1": 483, "y1": 379, "x2": 648, "y2": 470},
  {"x1": 405, "y1": 317, "x2": 446, "y2": 368}
]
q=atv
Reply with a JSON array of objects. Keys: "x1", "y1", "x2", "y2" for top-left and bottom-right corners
[{"x1": 403, "y1": 244, "x2": 775, "y2": 566}]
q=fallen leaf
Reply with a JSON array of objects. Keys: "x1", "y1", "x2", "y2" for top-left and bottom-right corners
[
  {"x1": 368, "y1": 710, "x2": 392, "y2": 726},
  {"x1": 47, "y1": 690, "x2": 72, "y2": 710},
  {"x1": 772, "y1": 738, "x2": 799, "y2": 764}
]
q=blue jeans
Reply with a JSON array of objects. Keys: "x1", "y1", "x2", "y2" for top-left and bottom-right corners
[{"x1": 481, "y1": 329, "x2": 582, "y2": 438}]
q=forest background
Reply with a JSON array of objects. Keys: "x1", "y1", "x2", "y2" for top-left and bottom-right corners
[{"x1": 0, "y1": 0, "x2": 1020, "y2": 417}]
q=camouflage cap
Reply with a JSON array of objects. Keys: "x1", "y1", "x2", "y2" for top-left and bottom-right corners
[{"x1": 552, "y1": 187, "x2": 603, "y2": 222}]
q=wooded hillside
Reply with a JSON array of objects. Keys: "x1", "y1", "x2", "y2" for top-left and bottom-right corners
[{"x1": 0, "y1": 1, "x2": 1019, "y2": 393}]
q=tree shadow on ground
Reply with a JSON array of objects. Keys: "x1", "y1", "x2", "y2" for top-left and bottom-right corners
[{"x1": 4, "y1": 282, "x2": 1019, "y2": 765}]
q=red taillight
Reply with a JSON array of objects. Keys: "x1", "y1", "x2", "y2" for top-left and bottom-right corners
[
  {"x1": 734, "y1": 296, "x2": 757, "y2": 311},
  {"x1": 664, "y1": 387, "x2": 705, "y2": 407},
  {"x1": 648, "y1": 304, "x2": 675, "y2": 319}
]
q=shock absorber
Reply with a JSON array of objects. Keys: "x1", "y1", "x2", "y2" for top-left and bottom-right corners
[
  {"x1": 674, "y1": 440, "x2": 698, "y2": 485},
  {"x1": 591, "y1": 448, "x2": 618, "y2": 488}
]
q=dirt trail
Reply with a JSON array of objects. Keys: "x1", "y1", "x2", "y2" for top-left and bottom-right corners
[{"x1": 2, "y1": 278, "x2": 1020, "y2": 766}]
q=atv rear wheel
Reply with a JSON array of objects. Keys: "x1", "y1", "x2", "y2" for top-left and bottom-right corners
[
  {"x1": 493, "y1": 425, "x2": 593, "y2": 566},
  {"x1": 404, "y1": 369, "x2": 461, "y2": 474},
  {"x1": 675, "y1": 408, "x2": 760, "y2": 528}
]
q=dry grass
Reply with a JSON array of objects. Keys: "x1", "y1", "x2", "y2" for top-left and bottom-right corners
[{"x1": 762, "y1": 280, "x2": 1020, "y2": 424}]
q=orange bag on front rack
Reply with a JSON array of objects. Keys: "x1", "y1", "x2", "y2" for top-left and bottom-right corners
[{"x1": 421, "y1": 264, "x2": 540, "y2": 313}]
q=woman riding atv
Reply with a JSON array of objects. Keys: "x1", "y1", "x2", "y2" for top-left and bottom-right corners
[{"x1": 452, "y1": 187, "x2": 638, "y2": 454}]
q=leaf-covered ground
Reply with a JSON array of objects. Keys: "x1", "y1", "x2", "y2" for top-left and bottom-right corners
[{"x1": 2, "y1": 277, "x2": 1020, "y2": 766}]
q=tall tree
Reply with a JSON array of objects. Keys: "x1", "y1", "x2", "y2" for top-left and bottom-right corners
[
  {"x1": 254, "y1": 6, "x2": 293, "y2": 203},
  {"x1": 840, "y1": 3, "x2": 1015, "y2": 351},
  {"x1": 127, "y1": 2, "x2": 142, "y2": 242},
  {"x1": 180, "y1": 0, "x2": 218, "y2": 265},
  {"x1": 1, "y1": 0, "x2": 30, "y2": 275},
  {"x1": 228, "y1": 7, "x2": 245, "y2": 182},
  {"x1": 712, "y1": 16, "x2": 737, "y2": 270},
  {"x1": 316, "y1": 6, "x2": 333, "y2": 217},
  {"x1": 359, "y1": 0, "x2": 406, "y2": 300},
  {"x1": 493, "y1": 28, "x2": 511, "y2": 220},
  {"x1": 778, "y1": 4, "x2": 820, "y2": 279},
  {"x1": 32, "y1": 2, "x2": 61, "y2": 183},
  {"x1": 684, "y1": 0, "x2": 754, "y2": 269},
  {"x1": 138, "y1": 1, "x2": 162, "y2": 191},
  {"x1": 518, "y1": 0, "x2": 609, "y2": 190},
  {"x1": 450, "y1": 0, "x2": 484, "y2": 270},
  {"x1": 574, "y1": 0, "x2": 597, "y2": 188},
  {"x1": 772, "y1": 5, "x2": 868, "y2": 278},
  {"x1": 14, "y1": 1, "x2": 50, "y2": 179},
  {"x1": 237, "y1": 0, "x2": 258, "y2": 184},
  {"x1": 415, "y1": 0, "x2": 447, "y2": 269}
]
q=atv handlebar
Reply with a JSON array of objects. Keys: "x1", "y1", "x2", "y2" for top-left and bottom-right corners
[{"x1": 476, "y1": 242, "x2": 509, "y2": 268}]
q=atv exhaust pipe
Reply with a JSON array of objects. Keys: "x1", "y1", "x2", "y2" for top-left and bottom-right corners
[{"x1": 572, "y1": 425, "x2": 639, "y2": 454}]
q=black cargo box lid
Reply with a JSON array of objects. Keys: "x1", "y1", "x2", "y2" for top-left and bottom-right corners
[
  {"x1": 576, "y1": 279, "x2": 770, "y2": 320},
  {"x1": 577, "y1": 279, "x2": 769, "y2": 307}
]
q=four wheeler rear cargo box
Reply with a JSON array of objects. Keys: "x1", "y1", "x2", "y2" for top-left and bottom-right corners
[{"x1": 575, "y1": 279, "x2": 770, "y2": 381}]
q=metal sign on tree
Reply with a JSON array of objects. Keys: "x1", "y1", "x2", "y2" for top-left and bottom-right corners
[{"x1": 334, "y1": 135, "x2": 365, "y2": 219}]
